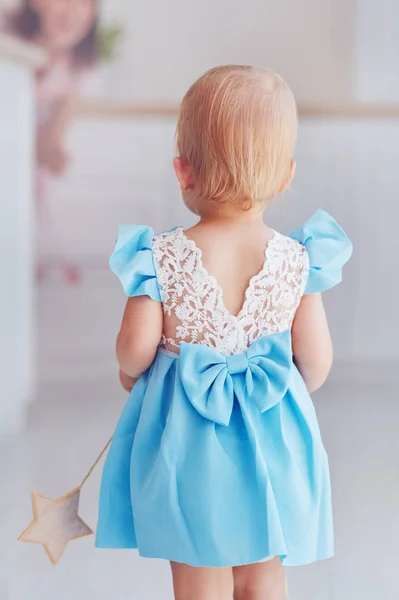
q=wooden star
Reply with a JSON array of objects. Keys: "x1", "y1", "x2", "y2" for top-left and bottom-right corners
[{"x1": 18, "y1": 487, "x2": 93, "y2": 565}]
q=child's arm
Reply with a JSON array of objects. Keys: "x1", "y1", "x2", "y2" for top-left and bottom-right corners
[
  {"x1": 291, "y1": 293, "x2": 333, "y2": 393},
  {"x1": 116, "y1": 296, "x2": 163, "y2": 380},
  {"x1": 37, "y1": 94, "x2": 78, "y2": 174}
]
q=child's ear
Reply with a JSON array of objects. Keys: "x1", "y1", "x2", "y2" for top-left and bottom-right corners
[
  {"x1": 279, "y1": 159, "x2": 296, "y2": 194},
  {"x1": 173, "y1": 157, "x2": 195, "y2": 191}
]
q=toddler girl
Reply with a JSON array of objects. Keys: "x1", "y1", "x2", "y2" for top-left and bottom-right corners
[{"x1": 96, "y1": 65, "x2": 352, "y2": 600}]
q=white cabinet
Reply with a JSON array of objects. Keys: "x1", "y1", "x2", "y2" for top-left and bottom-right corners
[{"x1": 0, "y1": 37, "x2": 45, "y2": 434}]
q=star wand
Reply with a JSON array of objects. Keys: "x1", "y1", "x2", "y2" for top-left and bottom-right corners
[{"x1": 18, "y1": 437, "x2": 112, "y2": 565}]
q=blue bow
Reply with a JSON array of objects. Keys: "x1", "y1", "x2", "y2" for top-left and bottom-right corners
[{"x1": 178, "y1": 331, "x2": 293, "y2": 426}]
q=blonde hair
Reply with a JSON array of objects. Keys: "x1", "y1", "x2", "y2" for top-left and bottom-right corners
[{"x1": 176, "y1": 65, "x2": 298, "y2": 210}]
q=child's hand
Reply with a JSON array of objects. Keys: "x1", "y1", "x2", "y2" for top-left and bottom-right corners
[
  {"x1": 37, "y1": 136, "x2": 70, "y2": 175},
  {"x1": 119, "y1": 369, "x2": 137, "y2": 393}
]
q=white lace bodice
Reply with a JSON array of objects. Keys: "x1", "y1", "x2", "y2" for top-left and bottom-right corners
[{"x1": 152, "y1": 227, "x2": 309, "y2": 355}]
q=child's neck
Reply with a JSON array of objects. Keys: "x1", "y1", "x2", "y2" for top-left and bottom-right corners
[{"x1": 198, "y1": 204, "x2": 266, "y2": 227}]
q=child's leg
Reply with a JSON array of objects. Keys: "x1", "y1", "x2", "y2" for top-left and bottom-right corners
[
  {"x1": 233, "y1": 558, "x2": 288, "y2": 600},
  {"x1": 36, "y1": 167, "x2": 81, "y2": 285},
  {"x1": 170, "y1": 562, "x2": 234, "y2": 600}
]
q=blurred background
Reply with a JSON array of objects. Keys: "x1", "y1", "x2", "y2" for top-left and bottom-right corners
[{"x1": 0, "y1": 0, "x2": 398, "y2": 599}]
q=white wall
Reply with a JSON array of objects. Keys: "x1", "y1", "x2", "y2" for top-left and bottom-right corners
[
  {"x1": 1, "y1": 0, "x2": 357, "y2": 103},
  {"x1": 354, "y1": 0, "x2": 399, "y2": 102},
  {"x1": 101, "y1": 0, "x2": 355, "y2": 104}
]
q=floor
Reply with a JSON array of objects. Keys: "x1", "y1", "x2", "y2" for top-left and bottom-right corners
[{"x1": 0, "y1": 274, "x2": 398, "y2": 600}]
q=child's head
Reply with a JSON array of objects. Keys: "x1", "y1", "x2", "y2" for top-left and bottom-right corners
[
  {"x1": 175, "y1": 65, "x2": 298, "y2": 214},
  {"x1": 9, "y1": 0, "x2": 99, "y2": 68}
]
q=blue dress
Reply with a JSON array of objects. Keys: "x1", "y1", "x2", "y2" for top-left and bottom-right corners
[{"x1": 96, "y1": 210, "x2": 352, "y2": 567}]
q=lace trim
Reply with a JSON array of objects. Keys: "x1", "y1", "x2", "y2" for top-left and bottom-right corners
[{"x1": 153, "y1": 227, "x2": 308, "y2": 355}]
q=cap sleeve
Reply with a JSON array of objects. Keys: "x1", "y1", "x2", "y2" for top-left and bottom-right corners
[
  {"x1": 109, "y1": 225, "x2": 161, "y2": 301},
  {"x1": 290, "y1": 210, "x2": 353, "y2": 294}
]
